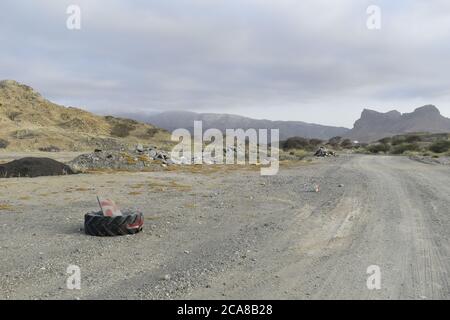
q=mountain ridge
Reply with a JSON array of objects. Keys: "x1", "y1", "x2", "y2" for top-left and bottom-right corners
[{"x1": 122, "y1": 110, "x2": 350, "y2": 141}]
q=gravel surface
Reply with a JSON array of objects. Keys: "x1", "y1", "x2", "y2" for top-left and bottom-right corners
[{"x1": 0, "y1": 154, "x2": 449, "y2": 299}]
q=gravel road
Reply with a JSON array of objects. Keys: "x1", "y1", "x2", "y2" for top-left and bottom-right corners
[{"x1": 0, "y1": 155, "x2": 449, "y2": 299}]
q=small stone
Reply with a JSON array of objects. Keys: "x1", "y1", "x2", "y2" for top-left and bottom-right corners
[
  {"x1": 163, "y1": 274, "x2": 171, "y2": 281},
  {"x1": 148, "y1": 150, "x2": 157, "y2": 158}
]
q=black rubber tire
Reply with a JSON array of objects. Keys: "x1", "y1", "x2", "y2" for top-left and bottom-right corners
[{"x1": 84, "y1": 211, "x2": 144, "y2": 236}]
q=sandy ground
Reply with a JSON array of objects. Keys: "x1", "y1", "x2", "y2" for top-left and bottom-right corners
[{"x1": 0, "y1": 154, "x2": 449, "y2": 300}]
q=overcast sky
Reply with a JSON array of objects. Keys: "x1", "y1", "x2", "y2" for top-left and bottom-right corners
[{"x1": 1, "y1": 0, "x2": 450, "y2": 127}]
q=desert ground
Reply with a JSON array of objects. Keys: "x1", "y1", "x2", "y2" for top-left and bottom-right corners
[{"x1": 0, "y1": 153, "x2": 449, "y2": 299}]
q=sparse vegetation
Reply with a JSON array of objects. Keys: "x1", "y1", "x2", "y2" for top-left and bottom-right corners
[
  {"x1": 111, "y1": 123, "x2": 136, "y2": 137},
  {"x1": 128, "y1": 191, "x2": 142, "y2": 196},
  {"x1": 7, "y1": 111, "x2": 21, "y2": 121},
  {"x1": 280, "y1": 149, "x2": 309, "y2": 160},
  {"x1": 120, "y1": 152, "x2": 138, "y2": 165},
  {"x1": 308, "y1": 139, "x2": 323, "y2": 147},
  {"x1": 367, "y1": 143, "x2": 390, "y2": 154},
  {"x1": 38, "y1": 145, "x2": 61, "y2": 152},
  {"x1": 281, "y1": 137, "x2": 310, "y2": 150},
  {"x1": 15, "y1": 129, "x2": 38, "y2": 139},
  {"x1": 280, "y1": 137, "x2": 326, "y2": 151},
  {"x1": 378, "y1": 137, "x2": 392, "y2": 144},
  {"x1": 0, "y1": 203, "x2": 14, "y2": 211},
  {"x1": 0, "y1": 138, "x2": 9, "y2": 149},
  {"x1": 327, "y1": 136, "x2": 342, "y2": 148},
  {"x1": 391, "y1": 143, "x2": 420, "y2": 154},
  {"x1": 359, "y1": 133, "x2": 450, "y2": 156},
  {"x1": 146, "y1": 128, "x2": 160, "y2": 137},
  {"x1": 340, "y1": 139, "x2": 353, "y2": 149},
  {"x1": 429, "y1": 140, "x2": 450, "y2": 153}
]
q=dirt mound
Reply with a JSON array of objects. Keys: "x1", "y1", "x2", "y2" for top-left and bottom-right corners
[{"x1": 0, "y1": 157, "x2": 75, "y2": 178}]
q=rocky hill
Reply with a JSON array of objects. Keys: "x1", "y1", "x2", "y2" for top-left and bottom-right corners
[
  {"x1": 345, "y1": 105, "x2": 450, "y2": 142},
  {"x1": 0, "y1": 80, "x2": 171, "y2": 151},
  {"x1": 124, "y1": 110, "x2": 350, "y2": 141}
]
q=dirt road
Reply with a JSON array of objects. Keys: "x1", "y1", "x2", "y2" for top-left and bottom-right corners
[{"x1": 0, "y1": 155, "x2": 449, "y2": 299}]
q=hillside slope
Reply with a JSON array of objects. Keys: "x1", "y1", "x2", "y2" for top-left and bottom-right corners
[{"x1": 0, "y1": 80, "x2": 171, "y2": 151}]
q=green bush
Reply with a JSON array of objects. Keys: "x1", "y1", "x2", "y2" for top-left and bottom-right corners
[
  {"x1": 429, "y1": 140, "x2": 450, "y2": 153},
  {"x1": 378, "y1": 137, "x2": 392, "y2": 144},
  {"x1": 308, "y1": 139, "x2": 323, "y2": 147},
  {"x1": 391, "y1": 143, "x2": 420, "y2": 154},
  {"x1": 282, "y1": 137, "x2": 310, "y2": 150},
  {"x1": 404, "y1": 135, "x2": 422, "y2": 143},
  {"x1": 146, "y1": 128, "x2": 160, "y2": 138},
  {"x1": 391, "y1": 136, "x2": 406, "y2": 145},
  {"x1": 340, "y1": 139, "x2": 353, "y2": 149},
  {"x1": 367, "y1": 143, "x2": 390, "y2": 154},
  {"x1": 7, "y1": 111, "x2": 21, "y2": 121},
  {"x1": 111, "y1": 123, "x2": 135, "y2": 137},
  {"x1": 328, "y1": 136, "x2": 342, "y2": 147},
  {"x1": 0, "y1": 138, "x2": 9, "y2": 149},
  {"x1": 390, "y1": 134, "x2": 422, "y2": 145}
]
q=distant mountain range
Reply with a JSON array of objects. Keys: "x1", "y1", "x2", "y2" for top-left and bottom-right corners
[
  {"x1": 122, "y1": 111, "x2": 350, "y2": 141},
  {"x1": 122, "y1": 106, "x2": 450, "y2": 143},
  {"x1": 344, "y1": 105, "x2": 450, "y2": 142}
]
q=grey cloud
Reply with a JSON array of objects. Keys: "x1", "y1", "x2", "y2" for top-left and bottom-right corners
[{"x1": 0, "y1": 0, "x2": 449, "y2": 127}]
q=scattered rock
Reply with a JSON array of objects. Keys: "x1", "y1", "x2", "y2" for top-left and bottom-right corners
[
  {"x1": 314, "y1": 146, "x2": 336, "y2": 157},
  {"x1": 136, "y1": 144, "x2": 144, "y2": 153},
  {"x1": 68, "y1": 146, "x2": 173, "y2": 172},
  {"x1": 148, "y1": 149, "x2": 158, "y2": 158}
]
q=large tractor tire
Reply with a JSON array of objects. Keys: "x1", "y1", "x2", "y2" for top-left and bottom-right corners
[{"x1": 84, "y1": 211, "x2": 144, "y2": 236}]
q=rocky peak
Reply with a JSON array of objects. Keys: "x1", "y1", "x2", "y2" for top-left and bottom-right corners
[
  {"x1": 360, "y1": 108, "x2": 401, "y2": 120},
  {"x1": 412, "y1": 104, "x2": 440, "y2": 115},
  {"x1": 347, "y1": 105, "x2": 450, "y2": 142}
]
